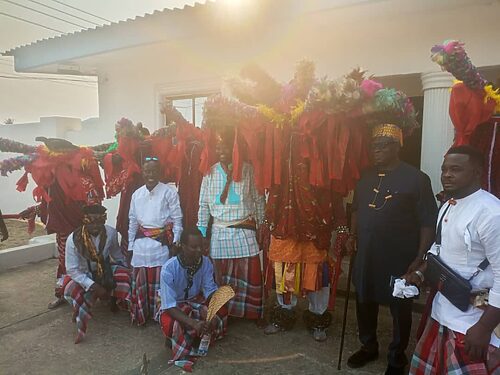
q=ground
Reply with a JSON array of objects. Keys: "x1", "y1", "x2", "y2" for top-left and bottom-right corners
[
  {"x1": 0, "y1": 258, "x2": 422, "y2": 375},
  {"x1": 0, "y1": 219, "x2": 46, "y2": 250}
]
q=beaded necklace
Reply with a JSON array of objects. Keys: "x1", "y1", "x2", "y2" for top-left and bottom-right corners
[
  {"x1": 178, "y1": 254, "x2": 202, "y2": 300},
  {"x1": 368, "y1": 173, "x2": 393, "y2": 211}
]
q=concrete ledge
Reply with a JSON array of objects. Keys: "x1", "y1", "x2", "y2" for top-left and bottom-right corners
[{"x1": 0, "y1": 234, "x2": 56, "y2": 272}]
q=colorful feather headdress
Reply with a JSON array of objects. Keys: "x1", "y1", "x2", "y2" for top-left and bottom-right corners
[{"x1": 431, "y1": 40, "x2": 500, "y2": 114}]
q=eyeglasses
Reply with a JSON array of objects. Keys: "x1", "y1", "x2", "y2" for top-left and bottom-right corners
[{"x1": 144, "y1": 157, "x2": 159, "y2": 161}]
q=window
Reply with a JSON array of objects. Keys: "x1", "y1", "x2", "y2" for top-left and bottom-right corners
[{"x1": 169, "y1": 95, "x2": 209, "y2": 128}]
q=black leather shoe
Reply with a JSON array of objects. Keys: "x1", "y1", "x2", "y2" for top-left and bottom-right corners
[
  {"x1": 384, "y1": 364, "x2": 405, "y2": 375},
  {"x1": 347, "y1": 349, "x2": 379, "y2": 368}
]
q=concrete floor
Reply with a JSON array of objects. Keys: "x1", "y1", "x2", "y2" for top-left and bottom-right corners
[{"x1": 0, "y1": 259, "x2": 420, "y2": 375}]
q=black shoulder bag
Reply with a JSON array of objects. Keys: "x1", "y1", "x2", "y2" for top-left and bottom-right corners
[{"x1": 425, "y1": 203, "x2": 489, "y2": 312}]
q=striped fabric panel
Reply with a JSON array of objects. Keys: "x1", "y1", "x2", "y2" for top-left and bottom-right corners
[{"x1": 130, "y1": 266, "x2": 161, "y2": 326}]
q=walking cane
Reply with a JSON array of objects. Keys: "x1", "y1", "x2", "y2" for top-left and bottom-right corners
[{"x1": 337, "y1": 254, "x2": 354, "y2": 370}]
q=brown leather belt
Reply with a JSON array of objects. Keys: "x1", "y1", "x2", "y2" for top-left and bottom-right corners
[{"x1": 227, "y1": 218, "x2": 257, "y2": 232}]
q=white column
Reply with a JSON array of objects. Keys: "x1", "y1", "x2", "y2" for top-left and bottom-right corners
[{"x1": 420, "y1": 71, "x2": 455, "y2": 195}]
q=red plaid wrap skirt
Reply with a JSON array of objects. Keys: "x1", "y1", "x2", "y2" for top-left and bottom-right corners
[
  {"x1": 63, "y1": 265, "x2": 131, "y2": 343},
  {"x1": 410, "y1": 318, "x2": 500, "y2": 375},
  {"x1": 212, "y1": 255, "x2": 263, "y2": 320},
  {"x1": 130, "y1": 266, "x2": 162, "y2": 325},
  {"x1": 160, "y1": 298, "x2": 228, "y2": 361}
]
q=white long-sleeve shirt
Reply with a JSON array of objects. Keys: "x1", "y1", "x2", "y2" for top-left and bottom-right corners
[
  {"x1": 128, "y1": 182, "x2": 183, "y2": 267},
  {"x1": 65, "y1": 225, "x2": 126, "y2": 291},
  {"x1": 429, "y1": 189, "x2": 500, "y2": 347}
]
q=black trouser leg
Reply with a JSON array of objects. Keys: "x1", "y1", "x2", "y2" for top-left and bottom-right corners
[
  {"x1": 387, "y1": 299, "x2": 413, "y2": 368},
  {"x1": 355, "y1": 296, "x2": 379, "y2": 353}
]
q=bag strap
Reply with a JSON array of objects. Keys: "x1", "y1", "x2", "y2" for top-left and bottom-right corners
[
  {"x1": 435, "y1": 202, "x2": 452, "y2": 247},
  {"x1": 434, "y1": 200, "x2": 489, "y2": 280},
  {"x1": 468, "y1": 258, "x2": 490, "y2": 281}
]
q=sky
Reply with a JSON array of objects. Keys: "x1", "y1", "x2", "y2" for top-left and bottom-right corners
[{"x1": 0, "y1": 0, "x2": 204, "y2": 123}]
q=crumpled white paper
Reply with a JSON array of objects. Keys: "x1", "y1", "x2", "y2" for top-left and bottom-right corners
[{"x1": 392, "y1": 278, "x2": 419, "y2": 299}]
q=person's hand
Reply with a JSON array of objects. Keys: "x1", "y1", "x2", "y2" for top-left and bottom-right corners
[
  {"x1": 406, "y1": 257, "x2": 423, "y2": 274},
  {"x1": 465, "y1": 322, "x2": 491, "y2": 361},
  {"x1": 402, "y1": 272, "x2": 423, "y2": 287},
  {"x1": 193, "y1": 320, "x2": 210, "y2": 337},
  {"x1": 344, "y1": 235, "x2": 357, "y2": 256},
  {"x1": 1, "y1": 231, "x2": 8, "y2": 242},
  {"x1": 18, "y1": 207, "x2": 32, "y2": 220},
  {"x1": 91, "y1": 283, "x2": 109, "y2": 300}
]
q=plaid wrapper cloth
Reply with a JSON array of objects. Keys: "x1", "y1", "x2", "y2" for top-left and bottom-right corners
[
  {"x1": 212, "y1": 255, "x2": 263, "y2": 319},
  {"x1": 160, "y1": 298, "x2": 228, "y2": 361},
  {"x1": 63, "y1": 265, "x2": 131, "y2": 343},
  {"x1": 130, "y1": 266, "x2": 162, "y2": 325},
  {"x1": 55, "y1": 233, "x2": 69, "y2": 298},
  {"x1": 410, "y1": 318, "x2": 500, "y2": 375},
  {"x1": 210, "y1": 227, "x2": 260, "y2": 259},
  {"x1": 120, "y1": 237, "x2": 130, "y2": 267}
]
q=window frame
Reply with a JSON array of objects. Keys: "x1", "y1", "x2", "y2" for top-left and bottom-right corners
[{"x1": 154, "y1": 78, "x2": 221, "y2": 130}]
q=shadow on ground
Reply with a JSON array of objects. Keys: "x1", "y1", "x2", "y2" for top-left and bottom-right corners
[{"x1": 0, "y1": 259, "x2": 419, "y2": 375}]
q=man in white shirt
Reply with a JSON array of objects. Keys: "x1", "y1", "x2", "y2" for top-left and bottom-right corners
[
  {"x1": 128, "y1": 157, "x2": 183, "y2": 325},
  {"x1": 407, "y1": 146, "x2": 500, "y2": 374},
  {"x1": 63, "y1": 204, "x2": 131, "y2": 344}
]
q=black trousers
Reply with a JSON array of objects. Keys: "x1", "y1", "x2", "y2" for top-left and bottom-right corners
[{"x1": 355, "y1": 296, "x2": 413, "y2": 368}]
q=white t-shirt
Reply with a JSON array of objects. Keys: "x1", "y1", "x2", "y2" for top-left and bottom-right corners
[{"x1": 430, "y1": 189, "x2": 500, "y2": 347}]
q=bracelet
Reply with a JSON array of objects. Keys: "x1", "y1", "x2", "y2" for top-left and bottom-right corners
[{"x1": 414, "y1": 270, "x2": 425, "y2": 282}]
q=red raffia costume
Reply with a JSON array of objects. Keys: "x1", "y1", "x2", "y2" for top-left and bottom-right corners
[
  {"x1": 16, "y1": 145, "x2": 104, "y2": 298},
  {"x1": 200, "y1": 62, "x2": 417, "y2": 334},
  {"x1": 102, "y1": 119, "x2": 148, "y2": 258}
]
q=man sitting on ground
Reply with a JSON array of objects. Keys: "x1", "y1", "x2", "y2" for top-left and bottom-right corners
[
  {"x1": 63, "y1": 204, "x2": 131, "y2": 344},
  {"x1": 159, "y1": 227, "x2": 228, "y2": 362}
]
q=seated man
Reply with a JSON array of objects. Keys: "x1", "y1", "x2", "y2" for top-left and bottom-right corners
[
  {"x1": 159, "y1": 227, "x2": 228, "y2": 363},
  {"x1": 63, "y1": 204, "x2": 131, "y2": 344}
]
